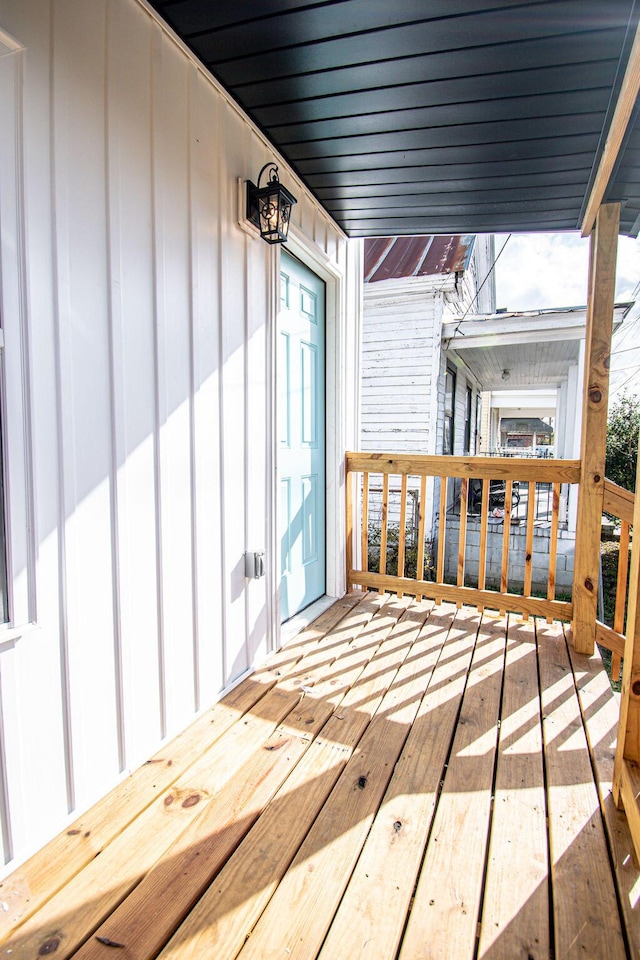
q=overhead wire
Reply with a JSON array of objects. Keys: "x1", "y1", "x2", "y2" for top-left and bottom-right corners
[{"x1": 451, "y1": 234, "x2": 512, "y2": 337}]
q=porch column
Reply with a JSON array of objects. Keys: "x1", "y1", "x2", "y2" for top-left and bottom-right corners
[{"x1": 572, "y1": 202, "x2": 619, "y2": 654}]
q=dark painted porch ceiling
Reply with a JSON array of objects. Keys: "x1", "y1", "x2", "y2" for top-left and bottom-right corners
[{"x1": 148, "y1": 0, "x2": 640, "y2": 238}]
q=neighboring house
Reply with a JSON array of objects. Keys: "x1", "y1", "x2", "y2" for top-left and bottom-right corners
[
  {"x1": 499, "y1": 416, "x2": 553, "y2": 453},
  {"x1": 362, "y1": 282, "x2": 632, "y2": 587},
  {"x1": 360, "y1": 234, "x2": 495, "y2": 563},
  {"x1": 0, "y1": 2, "x2": 361, "y2": 872},
  {"x1": 361, "y1": 235, "x2": 496, "y2": 459},
  {"x1": 442, "y1": 303, "x2": 632, "y2": 590},
  {"x1": 445, "y1": 304, "x2": 632, "y2": 467}
]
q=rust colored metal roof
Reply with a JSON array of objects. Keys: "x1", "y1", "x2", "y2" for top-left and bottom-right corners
[{"x1": 364, "y1": 235, "x2": 475, "y2": 283}]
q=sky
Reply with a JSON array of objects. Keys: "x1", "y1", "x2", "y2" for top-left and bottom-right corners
[{"x1": 493, "y1": 232, "x2": 640, "y2": 311}]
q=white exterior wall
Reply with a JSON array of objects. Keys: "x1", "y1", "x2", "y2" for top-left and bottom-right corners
[
  {"x1": 361, "y1": 237, "x2": 495, "y2": 461},
  {"x1": 0, "y1": 0, "x2": 360, "y2": 873},
  {"x1": 441, "y1": 235, "x2": 495, "y2": 320},
  {"x1": 361, "y1": 279, "x2": 450, "y2": 454}
]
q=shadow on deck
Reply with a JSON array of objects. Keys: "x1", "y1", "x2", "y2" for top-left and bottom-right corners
[{"x1": 2, "y1": 593, "x2": 638, "y2": 960}]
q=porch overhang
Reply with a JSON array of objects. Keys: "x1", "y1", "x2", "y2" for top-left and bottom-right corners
[
  {"x1": 144, "y1": 0, "x2": 640, "y2": 238},
  {"x1": 442, "y1": 303, "x2": 631, "y2": 389}
]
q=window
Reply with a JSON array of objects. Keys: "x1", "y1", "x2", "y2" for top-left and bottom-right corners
[
  {"x1": 443, "y1": 365, "x2": 456, "y2": 455},
  {"x1": 463, "y1": 386, "x2": 472, "y2": 455}
]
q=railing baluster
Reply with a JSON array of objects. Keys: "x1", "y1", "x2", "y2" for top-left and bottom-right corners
[
  {"x1": 378, "y1": 473, "x2": 390, "y2": 594},
  {"x1": 500, "y1": 480, "x2": 513, "y2": 617},
  {"x1": 546, "y1": 481, "x2": 561, "y2": 623},
  {"x1": 361, "y1": 472, "x2": 369, "y2": 577},
  {"x1": 457, "y1": 478, "x2": 468, "y2": 606},
  {"x1": 523, "y1": 480, "x2": 536, "y2": 618},
  {"x1": 416, "y1": 474, "x2": 427, "y2": 601},
  {"x1": 346, "y1": 464, "x2": 354, "y2": 591},
  {"x1": 436, "y1": 476, "x2": 447, "y2": 604},
  {"x1": 612, "y1": 519, "x2": 631, "y2": 682},
  {"x1": 397, "y1": 473, "x2": 408, "y2": 597},
  {"x1": 478, "y1": 478, "x2": 490, "y2": 611}
]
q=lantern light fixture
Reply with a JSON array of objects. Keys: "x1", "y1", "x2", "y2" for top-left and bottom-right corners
[
  {"x1": 501, "y1": 369, "x2": 511, "y2": 381},
  {"x1": 246, "y1": 162, "x2": 297, "y2": 244}
]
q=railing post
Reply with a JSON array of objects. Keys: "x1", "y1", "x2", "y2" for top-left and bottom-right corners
[
  {"x1": 345, "y1": 456, "x2": 354, "y2": 592},
  {"x1": 572, "y1": 203, "x2": 619, "y2": 654}
]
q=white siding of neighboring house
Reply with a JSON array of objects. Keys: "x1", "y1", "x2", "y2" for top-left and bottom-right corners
[
  {"x1": 361, "y1": 236, "x2": 494, "y2": 459},
  {"x1": 459, "y1": 234, "x2": 496, "y2": 316},
  {"x1": 0, "y1": 0, "x2": 361, "y2": 874},
  {"x1": 360, "y1": 239, "x2": 492, "y2": 554},
  {"x1": 361, "y1": 277, "x2": 453, "y2": 455}
]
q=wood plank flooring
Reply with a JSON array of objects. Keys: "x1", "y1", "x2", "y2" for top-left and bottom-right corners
[{"x1": 2, "y1": 593, "x2": 639, "y2": 960}]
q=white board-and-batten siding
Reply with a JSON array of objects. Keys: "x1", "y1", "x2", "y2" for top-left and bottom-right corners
[{"x1": 0, "y1": 0, "x2": 359, "y2": 873}]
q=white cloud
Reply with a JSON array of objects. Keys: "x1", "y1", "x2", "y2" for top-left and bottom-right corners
[
  {"x1": 493, "y1": 232, "x2": 640, "y2": 311},
  {"x1": 615, "y1": 235, "x2": 640, "y2": 302}
]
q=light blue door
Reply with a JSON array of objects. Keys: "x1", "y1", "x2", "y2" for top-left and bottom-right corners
[{"x1": 279, "y1": 251, "x2": 326, "y2": 622}]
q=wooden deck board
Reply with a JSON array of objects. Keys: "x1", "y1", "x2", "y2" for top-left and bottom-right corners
[
  {"x1": 398, "y1": 614, "x2": 506, "y2": 960},
  {"x1": 478, "y1": 619, "x2": 550, "y2": 960},
  {"x1": 0, "y1": 592, "x2": 366, "y2": 942},
  {"x1": 568, "y1": 636, "x2": 640, "y2": 958},
  {"x1": 5, "y1": 593, "x2": 385, "y2": 960},
  {"x1": 1, "y1": 595, "x2": 637, "y2": 960},
  {"x1": 318, "y1": 605, "x2": 481, "y2": 960},
  {"x1": 234, "y1": 601, "x2": 444, "y2": 960},
  {"x1": 77, "y1": 595, "x2": 418, "y2": 960},
  {"x1": 538, "y1": 620, "x2": 627, "y2": 960},
  {"x1": 159, "y1": 601, "x2": 437, "y2": 960}
]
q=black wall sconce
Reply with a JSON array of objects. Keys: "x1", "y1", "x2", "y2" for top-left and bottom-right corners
[{"x1": 246, "y1": 162, "x2": 297, "y2": 244}]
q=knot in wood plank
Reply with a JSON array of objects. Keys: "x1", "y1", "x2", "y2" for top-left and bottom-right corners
[{"x1": 39, "y1": 937, "x2": 60, "y2": 955}]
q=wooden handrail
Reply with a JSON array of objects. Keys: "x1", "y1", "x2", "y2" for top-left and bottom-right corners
[
  {"x1": 596, "y1": 479, "x2": 634, "y2": 679},
  {"x1": 346, "y1": 452, "x2": 581, "y2": 483},
  {"x1": 595, "y1": 620, "x2": 626, "y2": 659},
  {"x1": 612, "y1": 444, "x2": 640, "y2": 865},
  {"x1": 604, "y1": 479, "x2": 635, "y2": 525}
]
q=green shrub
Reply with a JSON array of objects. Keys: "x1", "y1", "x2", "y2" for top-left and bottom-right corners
[
  {"x1": 367, "y1": 522, "x2": 435, "y2": 581},
  {"x1": 606, "y1": 392, "x2": 640, "y2": 493}
]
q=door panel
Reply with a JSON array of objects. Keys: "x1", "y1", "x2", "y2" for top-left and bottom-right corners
[{"x1": 279, "y1": 251, "x2": 326, "y2": 622}]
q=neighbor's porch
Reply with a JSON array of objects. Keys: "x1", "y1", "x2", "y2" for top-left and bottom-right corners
[{"x1": 2, "y1": 591, "x2": 638, "y2": 960}]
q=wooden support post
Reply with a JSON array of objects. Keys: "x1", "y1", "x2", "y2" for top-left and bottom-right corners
[
  {"x1": 614, "y1": 434, "x2": 640, "y2": 805},
  {"x1": 572, "y1": 203, "x2": 619, "y2": 654},
  {"x1": 345, "y1": 464, "x2": 354, "y2": 591}
]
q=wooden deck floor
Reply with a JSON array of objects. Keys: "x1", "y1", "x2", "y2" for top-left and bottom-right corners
[{"x1": 3, "y1": 593, "x2": 640, "y2": 960}]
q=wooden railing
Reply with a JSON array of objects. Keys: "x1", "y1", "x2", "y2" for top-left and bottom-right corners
[
  {"x1": 346, "y1": 452, "x2": 580, "y2": 621},
  {"x1": 604, "y1": 474, "x2": 640, "y2": 866},
  {"x1": 596, "y1": 478, "x2": 634, "y2": 680}
]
